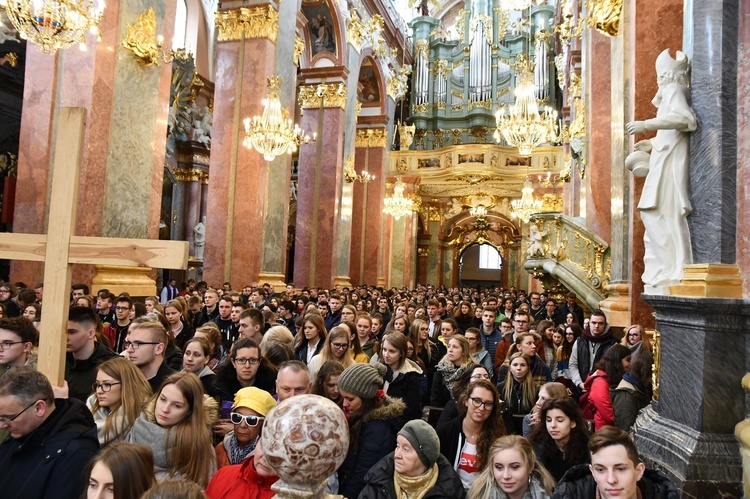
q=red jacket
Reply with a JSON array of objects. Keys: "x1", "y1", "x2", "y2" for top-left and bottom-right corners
[
  {"x1": 206, "y1": 456, "x2": 278, "y2": 499},
  {"x1": 583, "y1": 369, "x2": 615, "y2": 431}
]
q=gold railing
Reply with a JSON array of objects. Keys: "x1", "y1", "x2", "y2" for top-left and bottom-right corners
[{"x1": 524, "y1": 212, "x2": 611, "y2": 310}]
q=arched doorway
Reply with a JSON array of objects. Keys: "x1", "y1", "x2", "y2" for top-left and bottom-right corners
[{"x1": 459, "y1": 243, "x2": 503, "y2": 286}]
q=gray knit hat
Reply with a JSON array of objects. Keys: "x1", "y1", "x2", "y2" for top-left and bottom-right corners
[
  {"x1": 337, "y1": 363, "x2": 386, "y2": 399},
  {"x1": 398, "y1": 419, "x2": 441, "y2": 468}
]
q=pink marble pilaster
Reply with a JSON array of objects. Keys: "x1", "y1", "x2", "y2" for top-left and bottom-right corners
[
  {"x1": 348, "y1": 147, "x2": 367, "y2": 285},
  {"x1": 293, "y1": 107, "x2": 346, "y2": 288},
  {"x1": 186, "y1": 180, "x2": 202, "y2": 254},
  {"x1": 737, "y1": 0, "x2": 750, "y2": 296},
  {"x1": 204, "y1": 34, "x2": 276, "y2": 286}
]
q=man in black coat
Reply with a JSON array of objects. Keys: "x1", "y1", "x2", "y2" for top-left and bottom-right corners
[
  {"x1": 553, "y1": 426, "x2": 679, "y2": 499},
  {"x1": 555, "y1": 291, "x2": 585, "y2": 326},
  {"x1": 65, "y1": 306, "x2": 117, "y2": 402},
  {"x1": 0, "y1": 367, "x2": 99, "y2": 499}
]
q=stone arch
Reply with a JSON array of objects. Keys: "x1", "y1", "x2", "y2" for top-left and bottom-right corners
[{"x1": 301, "y1": 0, "x2": 347, "y2": 67}]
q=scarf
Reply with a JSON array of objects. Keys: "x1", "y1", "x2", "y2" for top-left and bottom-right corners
[
  {"x1": 225, "y1": 431, "x2": 258, "y2": 465},
  {"x1": 488, "y1": 475, "x2": 549, "y2": 499},
  {"x1": 622, "y1": 372, "x2": 642, "y2": 391},
  {"x1": 393, "y1": 463, "x2": 439, "y2": 499},
  {"x1": 127, "y1": 412, "x2": 174, "y2": 474},
  {"x1": 581, "y1": 325, "x2": 614, "y2": 343},
  {"x1": 436, "y1": 359, "x2": 466, "y2": 394}
]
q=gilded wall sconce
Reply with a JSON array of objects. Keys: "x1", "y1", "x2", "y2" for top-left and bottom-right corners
[{"x1": 121, "y1": 8, "x2": 173, "y2": 66}]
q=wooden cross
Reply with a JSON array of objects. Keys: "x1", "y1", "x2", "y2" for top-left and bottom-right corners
[{"x1": 0, "y1": 108, "x2": 188, "y2": 385}]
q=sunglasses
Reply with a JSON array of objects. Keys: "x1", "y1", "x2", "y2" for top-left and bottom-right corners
[{"x1": 230, "y1": 412, "x2": 265, "y2": 426}]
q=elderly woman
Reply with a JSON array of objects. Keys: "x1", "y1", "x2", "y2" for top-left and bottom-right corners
[
  {"x1": 215, "y1": 387, "x2": 277, "y2": 468},
  {"x1": 360, "y1": 419, "x2": 465, "y2": 499}
]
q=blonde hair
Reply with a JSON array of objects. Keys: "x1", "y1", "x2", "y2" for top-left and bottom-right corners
[
  {"x1": 92, "y1": 357, "x2": 152, "y2": 443},
  {"x1": 409, "y1": 318, "x2": 433, "y2": 360},
  {"x1": 445, "y1": 334, "x2": 476, "y2": 368},
  {"x1": 317, "y1": 326, "x2": 354, "y2": 369},
  {"x1": 622, "y1": 324, "x2": 651, "y2": 352},
  {"x1": 468, "y1": 435, "x2": 555, "y2": 499},
  {"x1": 260, "y1": 325, "x2": 295, "y2": 357}
]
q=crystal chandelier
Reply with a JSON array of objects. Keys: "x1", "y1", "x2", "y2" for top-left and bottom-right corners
[
  {"x1": 510, "y1": 177, "x2": 543, "y2": 223},
  {"x1": 469, "y1": 204, "x2": 488, "y2": 218},
  {"x1": 501, "y1": 0, "x2": 532, "y2": 10},
  {"x1": 0, "y1": 0, "x2": 105, "y2": 54},
  {"x1": 494, "y1": 54, "x2": 558, "y2": 156},
  {"x1": 382, "y1": 177, "x2": 414, "y2": 220},
  {"x1": 243, "y1": 76, "x2": 312, "y2": 161}
]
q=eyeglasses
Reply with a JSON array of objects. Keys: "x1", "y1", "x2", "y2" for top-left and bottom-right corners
[
  {"x1": 124, "y1": 340, "x2": 160, "y2": 350},
  {"x1": 469, "y1": 397, "x2": 494, "y2": 411},
  {"x1": 92, "y1": 381, "x2": 122, "y2": 392},
  {"x1": 628, "y1": 333, "x2": 641, "y2": 337},
  {"x1": 513, "y1": 320, "x2": 529, "y2": 324},
  {"x1": 470, "y1": 373, "x2": 491, "y2": 380},
  {"x1": 0, "y1": 289, "x2": 10, "y2": 293},
  {"x1": 115, "y1": 306, "x2": 130, "y2": 311},
  {"x1": 0, "y1": 399, "x2": 38, "y2": 425},
  {"x1": 331, "y1": 342, "x2": 349, "y2": 350},
  {"x1": 230, "y1": 412, "x2": 265, "y2": 426},
  {"x1": 0, "y1": 341, "x2": 23, "y2": 351},
  {"x1": 234, "y1": 357, "x2": 260, "y2": 365}
]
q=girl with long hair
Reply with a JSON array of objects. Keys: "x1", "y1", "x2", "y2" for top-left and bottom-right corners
[
  {"x1": 535, "y1": 319, "x2": 557, "y2": 373},
  {"x1": 497, "y1": 333, "x2": 552, "y2": 388},
  {"x1": 87, "y1": 357, "x2": 153, "y2": 446},
  {"x1": 386, "y1": 313, "x2": 411, "y2": 336},
  {"x1": 307, "y1": 325, "x2": 355, "y2": 378},
  {"x1": 164, "y1": 300, "x2": 195, "y2": 351},
  {"x1": 341, "y1": 304, "x2": 357, "y2": 324},
  {"x1": 612, "y1": 351, "x2": 653, "y2": 431},
  {"x1": 556, "y1": 324, "x2": 581, "y2": 387},
  {"x1": 436, "y1": 364, "x2": 492, "y2": 429},
  {"x1": 522, "y1": 381, "x2": 568, "y2": 438},
  {"x1": 437, "y1": 318, "x2": 459, "y2": 348},
  {"x1": 581, "y1": 344, "x2": 631, "y2": 430},
  {"x1": 312, "y1": 360, "x2": 345, "y2": 407},
  {"x1": 339, "y1": 320, "x2": 369, "y2": 363},
  {"x1": 86, "y1": 442, "x2": 155, "y2": 499},
  {"x1": 293, "y1": 314, "x2": 327, "y2": 366},
  {"x1": 465, "y1": 327, "x2": 493, "y2": 376},
  {"x1": 621, "y1": 324, "x2": 651, "y2": 363},
  {"x1": 379, "y1": 332, "x2": 423, "y2": 422},
  {"x1": 468, "y1": 435, "x2": 555, "y2": 499},
  {"x1": 436, "y1": 379, "x2": 506, "y2": 491},
  {"x1": 409, "y1": 318, "x2": 442, "y2": 406},
  {"x1": 431, "y1": 335, "x2": 478, "y2": 408},
  {"x1": 530, "y1": 397, "x2": 590, "y2": 482},
  {"x1": 193, "y1": 323, "x2": 224, "y2": 370},
  {"x1": 498, "y1": 353, "x2": 537, "y2": 435},
  {"x1": 453, "y1": 301, "x2": 474, "y2": 334},
  {"x1": 181, "y1": 337, "x2": 217, "y2": 396},
  {"x1": 126, "y1": 372, "x2": 218, "y2": 486}
]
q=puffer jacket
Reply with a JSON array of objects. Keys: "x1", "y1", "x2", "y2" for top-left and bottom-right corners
[
  {"x1": 358, "y1": 453, "x2": 465, "y2": 499},
  {"x1": 338, "y1": 396, "x2": 406, "y2": 499},
  {"x1": 552, "y1": 464, "x2": 680, "y2": 499},
  {"x1": 384, "y1": 358, "x2": 423, "y2": 424},
  {"x1": 611, "y1": 376, "x2": 651, "y2": 431},
  {"x1": 206, "y1": 455, "x2": 278, "y2": 499}
]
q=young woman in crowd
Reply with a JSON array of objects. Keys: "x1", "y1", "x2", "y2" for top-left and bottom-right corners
[
  {"x1": 536, "y1": 320, "x2": 557, "y2": 373},
  {"x1": 355, "y1": 313, "x2": 375, "y2": 359},
  {"x1": 126, "y1": 372, "x2": 217, "y2": 486},
  {"x1": 206, "y1": 440, "x2": 278, "y2": 499},
  {"x1": 312, "y1": 360, "x2": 345, "y2": 407},
  {"x1": 468, "y1": 435, "x2": 555, "y2": 499},
  {"x1": 621, "y1": 324, "x2": 651, "y2": 362},
  {"x1": 192, "y1": 323, "x2": 224, "y2": 370},
  {"x1": 308, "y1": 325, "x2": 355, "y2": 378},
  {"x1": 431, "y1": 335, "x2": 478, "y2": 408},
  {"x1": 379, "y1": 332, "x2": 423, "y2": 422},
  {"x1": 212, "y1": 338, "x2": 277, "y2": 435},
  {"x1": 181, "y1": 337, "x2": 217, "y2": 396},
  {"x1": 582, "y1": 344, "x2": 631, "y2": 431},
  {"x1": 611, "y1": 351, "x2": 653, "y2": 431},
  {"x1": 497, "y1": 333, "x2": 552, "y2": 388},
  {"x1": 472, "y1": 305, "x2": 484, "y2": 329},
  {"x1": 530, "y1": 397, "x2": 590, "y2": 482},
  {"x1": 293, "y1": 314, "x2": 327, "y2": 366},
  {"x1": 337, "y1": 363, "x2": 406, "y2": 499},
  {"x1": 259, "y1": 325, "x2": 295, "y2": 358},
  {"x1": 438, "y1": 318, "x2": 459, "y2": 348},
  {"x1": 164, "y1": 300, "x2": 195, "y2": 351},
  {"x1": 498, "y1": 353, "x2": 537, "y2": 435},
  {"x1": 339, "y1": 320, "x2": 369, "y2": 363},
  {"x1": 409, "y1": 318, "x2": 442, "y2": 406},
  {"x1": 565, "y1": 312, "x2": 578, "y2": 325},
  {"x1": 453, "y1": 301, "x2": 475, "y2": 334},
  {"x1": 359, "y1": 419, "x2": 465, "y2": 499},
  {"x1": 22, "y1": 303, "x2": 41, "y2": 330},
  {"x1": 87, "y1": 357, "x2": 153, "y2": 446},
  {"x1": 215, "y1": 386, "x2": 276, "y2": 468},
  {"x1": 556, "y1": 324, "x2": 581, "y2": 387},
  {"x1": 465, "y1": 327, "x2": 493, "y2": 376},
  {"x1": 387, "y1": 313, "x2": 411, "y2": 336},
  {"x1": 522, "y1": 381, "x2": 568, "y2": 438},
  {"x1": 436, "y1": 364, "x2": 492, "y2": 428},
  {"x1": 436, "y1": 379, "x2": 506, "y2": 491},
  {"x1": 86, "y1": 442, "x2": 155, "y2": 499}
]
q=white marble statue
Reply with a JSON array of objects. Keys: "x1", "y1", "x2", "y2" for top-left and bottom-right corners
[
  {"x1": 193, "y1": 216, "x2": 206, "y2": 260},
  {"x1": 526, "y1": 223, "x2": 548, "y2": 258},
  {"x1": 190, "y1": 101, "x2": 212, "y2": 147},
  {"x1": 625, "y1": 49, "x2": 697, "y2": 294}
]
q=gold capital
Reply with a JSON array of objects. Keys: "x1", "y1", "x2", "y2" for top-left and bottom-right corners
[
  {"x1": 355, "y1": 129, "x2": 387, "y2": 148},
  {"x1": 215, "y1": 6, "x2": 279, "y2": 42},
  {"x1": 297, "y1": 83, "x2": 347, "y2": 110}
]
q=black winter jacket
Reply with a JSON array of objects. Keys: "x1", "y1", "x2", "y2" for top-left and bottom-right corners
[
  {"x1": 0, "y1": 398, "x2": 99, "y2": 499},
  {"x1": 552, "y1": 464, "x2": 680, "y2": 499},
  {"x1": 385, "y1": 359, "x2": 423, "y2": 424},
  {"x1": 358, "y1": 453, "x2": 466, "y2": 499},
  {"x1": 65, "y1": 341, "x2": 118, "y2": 402}
]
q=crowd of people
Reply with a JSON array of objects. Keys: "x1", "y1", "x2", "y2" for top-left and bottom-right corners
[{"x1": 0, "y1": 279, "x2": 676, "y2": 499}]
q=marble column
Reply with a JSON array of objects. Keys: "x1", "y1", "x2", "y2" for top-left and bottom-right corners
[
  {"x1": 14, "y1": 0, "x2": 176, "y2": 294},
  {"x1": 738, "y1": 0, "x2": 750, "y2": 296},
  {"x1": 293, "y1": 81, "x2": 347, "y2": 288},
  {"x1": 350, "y1": 129, "x2": 387, "y2": 285},
  {"x1": 203, "y1": 1, "x2": 280, "y2": 287}
]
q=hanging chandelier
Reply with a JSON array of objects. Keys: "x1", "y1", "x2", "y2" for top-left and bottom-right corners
[
  {"x1": 494, "y1": 54, "x2": 558, "y2": 156},
  {"x1": 0, "y1": 0, "x2": 105, "y2": 54},
  {"x1": 382, "y1": 177, "x2": 414, "y2": 220},
  {"x1": 501, "y1": 0, "x2": 532, "y2": 10},
  {"x1": 469, "y1": 204, "x2": 488, "y2": 218},
  {"x1": 510, "y1": 177, "x2": 542, "y2": 223},
  {"x1": 243, "y1": 76, "x2": 313, "y2": 161}
]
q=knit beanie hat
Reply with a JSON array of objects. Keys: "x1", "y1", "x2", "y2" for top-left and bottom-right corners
[
  {"x1": 398, "y1": 419, "x2": 440, "y2": 468},
  {"x1": 337, "y1": 363, "x2": 386, "y2": 399}
]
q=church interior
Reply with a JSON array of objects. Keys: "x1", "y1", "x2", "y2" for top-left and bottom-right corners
[{"x1": 0, "y1": 0, "x2": 749, "y2": 496}]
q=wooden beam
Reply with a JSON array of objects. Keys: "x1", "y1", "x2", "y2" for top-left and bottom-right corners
[
  {"x1": 0, "y1": 233, "x2": 47, "y2": 261},
  {"x1": 37, "y1": 107, "x2": 86, "y2": 385}
]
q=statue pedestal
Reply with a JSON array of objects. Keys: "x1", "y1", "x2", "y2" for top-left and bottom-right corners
[{"x1": 634, "y1": 294, "x2": 745, "y2": 497}]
